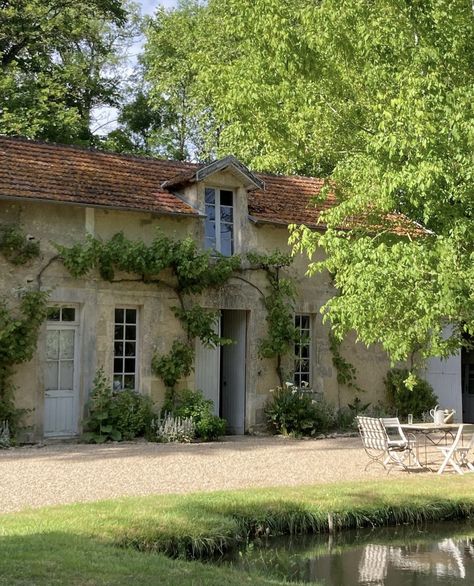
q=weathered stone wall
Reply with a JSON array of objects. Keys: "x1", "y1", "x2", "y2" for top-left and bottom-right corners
[{"x1": 0, "y1": 171, "x2": 392, "y2": 439}]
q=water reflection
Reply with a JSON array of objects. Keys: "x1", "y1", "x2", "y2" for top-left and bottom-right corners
[
  {"x1": 226, "y1": 521, "x2": 474, "y2": 585},
  {"x1": 358, "y1": 538, "x2": 471, "y2": 584}
]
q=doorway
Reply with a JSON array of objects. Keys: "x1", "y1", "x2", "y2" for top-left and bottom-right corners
[
  {"x1": 195, "y1": 309, "x2": 247, "y2": 434},
  {"x1": 44, "y1": 306, "x2": 80, "y2": 437}
]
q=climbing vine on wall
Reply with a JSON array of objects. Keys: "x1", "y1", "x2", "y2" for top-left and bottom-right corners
[
  {"x1": 57, "y1": 232, "x2": 298, "y2": 391},
  {"x1": 328, "y1": 332, "x2": 363, "y2": 393},
  {"x1": 247, "y1": 251, "x2": 296, "y2": 385},
  {"x1": 0, "y1": 224, "x2": 40, "y2": 265},
  {"x1": 0, "y1": 224, "x2": 47, "y2": 439}
]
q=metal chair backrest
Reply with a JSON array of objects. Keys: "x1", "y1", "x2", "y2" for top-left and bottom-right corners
[
  {"x1": 357, "y1": 416, "x2": 388, "y2": 451},
  {"x1": 381, "y1": 417, "x2": 408, "y2": 443}
]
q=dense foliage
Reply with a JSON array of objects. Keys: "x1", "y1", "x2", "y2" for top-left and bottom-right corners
[
  {"x1": 82, "y1": 368, "x2": 155, "y2": 443},
  {"x1": 162, "y1": 388, "x2": 226, "y2": 441},
  {"x1": 265, "y1": 383, "x2": 334, "y2": 437},
  {"x1": 0, "y1": 290, "x2": 48, "y2": 438},
  {"x1": 133, "y1": 0, "x2": 474, "y2": 365},
  {"x1": 385, "y1": 369, "x2": 438, "y2": 420},
  {"x1": 0, "y1": 0, "x2": 137, "y2": 144},
  {"x1": 0, "y1": 224, "x2": 40, "y2": 265}
]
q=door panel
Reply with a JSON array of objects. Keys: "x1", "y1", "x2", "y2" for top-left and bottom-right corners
[
  {"x1": 221, "y1": 310, "x2": 246, "y2": 434},
  {"x1": 195, "y1": 316, "x2": 220, "y2": 415},
  {"x1": 44, "y1": 326, "x2": 79, "y2": 437}
]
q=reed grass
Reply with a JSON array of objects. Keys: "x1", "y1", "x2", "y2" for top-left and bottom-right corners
[{"x1": 2, "y1": 475, "x2": 474, "y2": 562}]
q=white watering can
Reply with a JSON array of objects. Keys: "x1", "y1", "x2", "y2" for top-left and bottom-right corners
[{"x1": 430, "y1": 405, "x2": 456, "y2": 425}]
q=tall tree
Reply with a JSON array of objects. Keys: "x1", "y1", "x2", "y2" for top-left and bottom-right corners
[
  {"x1": 0, "y1": 0, "x2": 136, "y2": 144},
  {"x1": 121, "y1": 0, "x2": 222, "y2": 161},
  {"x1": 142, "y1": 0, "x2": 474, "y2": 362}
]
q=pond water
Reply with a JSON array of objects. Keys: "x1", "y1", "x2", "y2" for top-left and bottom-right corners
[{"x1": 224, "y1": 521, "x2": 474, "y2": 585}]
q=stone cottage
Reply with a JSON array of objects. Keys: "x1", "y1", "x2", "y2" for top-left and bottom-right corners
[{"x1": 0, "y1": 136, "x2": 399, "y2": 441}]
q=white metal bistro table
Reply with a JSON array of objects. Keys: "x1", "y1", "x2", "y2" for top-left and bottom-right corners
[{"x1": 400, "y1": 423, "x2": 474, "y2": 470}]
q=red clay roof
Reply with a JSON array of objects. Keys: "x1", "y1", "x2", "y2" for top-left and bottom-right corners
[
  {"x1": 0, "y1": 136, "x2": 199, "y2": 216},
  {"x1": 248, "y1": 173, "x2": 328, "y2": 228},
  {"x1": 0, "y1": 136, "x2": 424, "y2": 236}
]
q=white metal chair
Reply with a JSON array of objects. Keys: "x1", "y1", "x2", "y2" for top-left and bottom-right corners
[
  {"x1": 357, "y1": 416, "x2": 419, "y2": 472},
  {"x1": 437, "y1": 424, "x2": 474, "y2": 475},
  {"x1": 381, "y1": 417, "x2": 421, "y2": 469}
]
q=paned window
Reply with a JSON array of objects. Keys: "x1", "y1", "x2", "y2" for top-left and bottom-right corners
[
  {"x1": 45, "y1": 306, "x2": 78, "y2": 392},
  {"x1": 113, "y1": 308, "x2": 138, "y2": 390},
  {"x1": 204, "y1": 187, "x2": 234, "y2": 256},
  {"x1": 47, "y1": 306, "x2": 76, "y2": 322},
  {"x1": 294, "y1": 314, "x2": 311, "y2": 388}
]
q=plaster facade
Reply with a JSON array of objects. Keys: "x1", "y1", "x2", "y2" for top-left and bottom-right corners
[{"x1": 0, "y1": 167, "x2": 392, "y2": 441}]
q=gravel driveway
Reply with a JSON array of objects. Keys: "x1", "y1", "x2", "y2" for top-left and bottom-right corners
[{"x1": 0, "y1": 435, "x2": 407, "y2": 513}]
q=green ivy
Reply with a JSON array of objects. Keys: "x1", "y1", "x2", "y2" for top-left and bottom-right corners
[
  {"x1": 328, "y1": 332, "x2": 363, "y2": 392},
  {"x1": 250, "y1": 251, "x2": 296, "y2": 385},
  {"x1": 0, "y1": 290, "x2": 48, "y2": 438},
  {"x1": 0, "y1": 224, "x2": 40, "y2": 265},
  {"x1": 0, "y1": 224, "x2": 46, "y2": 439},
  {"x1": 173, "y1": 305, "x2": 233, "y2": 348},
  {"x1": 56, "y1": 232, "x2": 240, "y2": 292},
  {"x1": 57, "y1": 232, "x2": 300, "y2": 390},
  {"x1": 151, "y1": 340, "x2": 195, "y2": 389}
]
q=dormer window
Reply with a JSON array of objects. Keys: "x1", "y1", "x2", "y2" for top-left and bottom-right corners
[{"x1": 204, "y1": 187, "x2": 234, "y2": 256}]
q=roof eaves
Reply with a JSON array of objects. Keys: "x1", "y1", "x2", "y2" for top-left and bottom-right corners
[
  {"x1": 195, "y1": 156, "x2": 265, "y2": 190},
  {"x1": 0, "y1": 193, "x2": 200, "y2": 218},
  {"x1": 162, "y1": 156, "x2": 265, "y2": 191},
  {"x1": 164, "y1": 189, "x2": 205, "y2": 217}
]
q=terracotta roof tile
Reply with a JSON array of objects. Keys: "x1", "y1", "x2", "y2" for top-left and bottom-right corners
[
  {"x1": 248, "y1": 173, "x2": 426, "y2": 236},
  {"x1": 0, "y1": 136, "x2": 199, "y2": 216},
  {"x1": 248, "y1": 173, "x2": 329, "y2": 228},
  {"x1": 0, "y1": 137, "x2": 425, "y2": 236}
]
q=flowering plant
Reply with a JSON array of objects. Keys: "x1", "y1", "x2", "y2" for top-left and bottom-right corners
[{"x1": 265, "y1": 382, "x2": 333, "y2": 437}]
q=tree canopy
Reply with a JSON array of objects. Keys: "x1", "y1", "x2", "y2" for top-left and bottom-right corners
[
  {"x1": 0, "y1": 0, "x2": 136, "y2": 144},
  {"x1": 2, "y1": 0, "x2": 473, "y2": 363},
  {"x1": 138, "y1": 0, "x2": 474, "y2": 362}
]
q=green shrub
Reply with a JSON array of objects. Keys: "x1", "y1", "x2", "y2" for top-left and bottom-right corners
[
  {"x1": 162, "y1": 388, "x2": 227, "y2": 441},
  {"x1": 385, "y1": 369, "x2": 438, "y2": 420},
  {"x1": 194, "y1": 410, "x2": 227, "y2": 441},
  {"x1": 82, "y1": 369, "x2": 155, "y2": 443},
  {"x1": 151, "y1": 340, "x2": 194, "y2": 388},
  {"x1": 112, "y1": 389, "x2": 155, "y2": 441},
  {"x1": 265, "y1": 383, "x2": 335, "y2": 437}
]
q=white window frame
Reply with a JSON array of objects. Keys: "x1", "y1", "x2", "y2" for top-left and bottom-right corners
[
  {"x1": 113, "y1": 306, "x2": 139, "y2": 391},
  {"x1": 204, "y1": 186, "x2": 234, "y2": 255},
  {"x1": 294, "y1": 313, "x2": 312, "y2": 389},
  {"x1": 46, "y1": 306, "x2": 81, "y2": 393},
  {"x1": 46, "y1": 305, "x2": 80, "y2": 326}
]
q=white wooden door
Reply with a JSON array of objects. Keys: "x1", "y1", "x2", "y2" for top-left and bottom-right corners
[
  {"x1": 44, "y1": 325, "x2": 79, "y2": 437},
  {"x1": 195, "y1": 316, "x2": 220, "y2": 415},
  {"x1": 221, "y1": 310, "x2": 247, "y2": 434}
]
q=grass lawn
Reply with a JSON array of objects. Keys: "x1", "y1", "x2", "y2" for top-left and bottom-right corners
[{"x1": 2, "y1": 475, "x2": 474, "y2": 585}]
